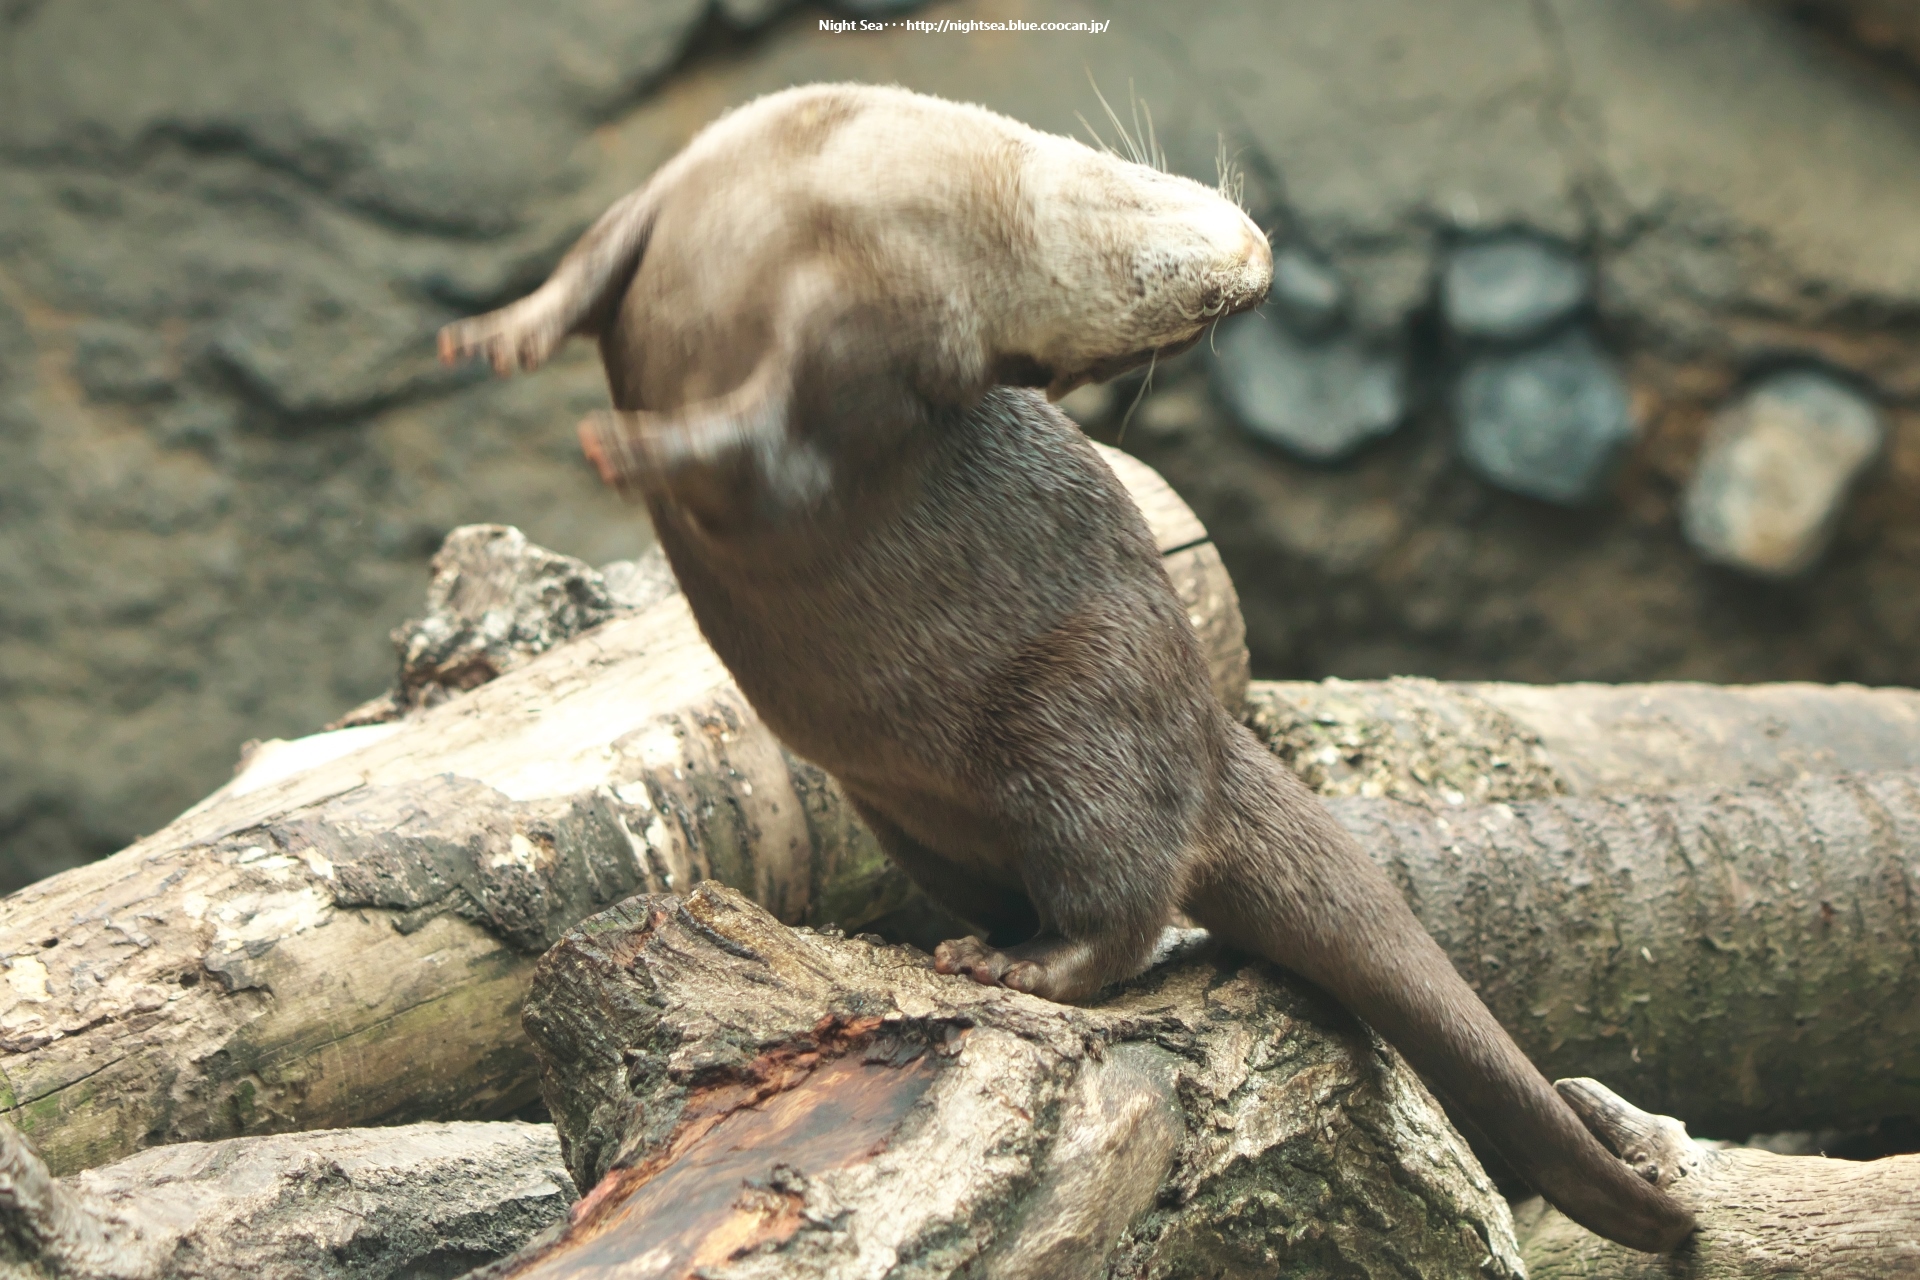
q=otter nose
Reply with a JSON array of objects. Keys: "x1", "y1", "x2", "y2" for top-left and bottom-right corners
[
  {"x1": 1232, "y1": 215, "x2": 1273, "y2": 299},
  {"x1": 1242, "y1": 219, "x2": 1273, "y2": 277}
]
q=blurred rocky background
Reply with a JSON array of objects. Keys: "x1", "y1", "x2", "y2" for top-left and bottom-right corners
[{"x1": 5, "y1": 0, "x2": 1920, "y2": 888}]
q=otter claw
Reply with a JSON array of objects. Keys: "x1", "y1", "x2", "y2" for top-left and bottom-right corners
[{"x1": 933, "y1": 939, "x2": 1049, "y2": 995}]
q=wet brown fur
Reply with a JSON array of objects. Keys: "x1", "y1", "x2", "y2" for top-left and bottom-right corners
[{"x1": 441, "y1": 83, "x2": 1694, "y2": 1255}]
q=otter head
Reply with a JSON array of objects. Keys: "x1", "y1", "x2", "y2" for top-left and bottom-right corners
[{"x1": 995, "y1": 131, "x2": 1273, "y2": 400}]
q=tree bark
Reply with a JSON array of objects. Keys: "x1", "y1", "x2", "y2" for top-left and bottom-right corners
[
  {"x1": 1245, "y1": 676, "x2": 1920, "y2": 808},
  {"x1": 490, "y1": 881, "x2": 1524, "y2": 1280},
  {"x1": 1331, "y1": 769, "x2": 1920, "y2": 1139},
  {"x1": 0, "y1": 1116, "x2": 571, "y2": 1279},
  {"x1": 1515, "y1": 1079, "x2": 1920, "y2": 1278},
  {"x1": 0, "y1": 448, "x2": 1240, "y2": 1176},
  {"x1": 12, "y1": 442, "x2": 1920, "y2": 1177}
]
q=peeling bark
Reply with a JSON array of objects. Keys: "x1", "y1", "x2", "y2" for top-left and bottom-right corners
[
  {"x1": 493, "y1": 882, "x2": 1524, "y2": 1280},
  {"x1": 0, "y1": 1117, "x2": 571, "y2": 1279},
  {"x1": 1516, "y1": 1079, "x2": 1920, "y2": 1278},
  {"x1": 0, "y1": 449, "x2": 1239, "y2": 1176}
]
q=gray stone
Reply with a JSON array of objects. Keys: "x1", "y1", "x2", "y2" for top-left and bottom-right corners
[
  {"x1": 1133, "y1": 385, "x2": 1212, "y2": 443},
  {"x1": 1269, "y1": 246, "x2": 1347, "y2": 337},
  {"x1": 1682, "y1": 370, "x2": 1884, "y2": 577},
  {"x1": 1455, "y1": 329, "x2": 1632, "y2": 505},
  {"x1": 1443, "y1": 234, "x2": 1588, "y2": 342},
  {"x1": 1213, "y1": 311, "x2": 1404, "y2": 462}
]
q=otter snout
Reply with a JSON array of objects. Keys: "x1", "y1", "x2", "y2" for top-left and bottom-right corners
[{"x1": 1213, "y1": 207, "x2": 1273, "y2": 318}]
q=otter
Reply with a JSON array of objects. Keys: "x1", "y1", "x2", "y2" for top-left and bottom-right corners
[{"x1": 440, "y1": 83, "x2": 1694, "y2": 1254}]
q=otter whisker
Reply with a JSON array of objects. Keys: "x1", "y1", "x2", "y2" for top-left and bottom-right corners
[
  {"x1": 1144, "y1": 98, "x2": 1166, "y2": 174},
  {"x1": 1129, "y1": 85, "x2": 1166, "y2": 174},
  {"x1": 1088, "y1": 72, "x2": 1145, "y2": 167},
  {"x1": 1175, "y1": 294, "x2": 1233, "y2": 325},
  {"x1": 1216, "y1": 136, "x2": 1247, "y2": 210},
  {"x1": 1075, "y1": 110, "x2": 1121, "y2": 160},
  {"x1": 1116, "y1": 348, "x2": 1158, "y2": 446}
]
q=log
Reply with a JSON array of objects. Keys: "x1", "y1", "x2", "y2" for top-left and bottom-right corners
[
  {"x1": 492, "y1": 882, "x2": 1526, "y2": 1280},
  {"x1": 1330, "y1": 769, "x2": 1920, "y2": 1138},
  {"x1": 0, "y1": 1116, "x2": 571, "y2": 1279},
  {"x1": 12, "y1": 441, "x2": 1920, "y2": 1176},
  {"x1": 0, "y1": 448, "x2": 1242, "y2": 1176},
  {"x1": 1515, "y1": 1080, "x2": 1920, "y2": 1278},
  {"x1": 1245, "y1": 676, "x2": 1920, "y2": 808}
]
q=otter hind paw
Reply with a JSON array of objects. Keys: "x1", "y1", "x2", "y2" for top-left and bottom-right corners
[
  {"x1": 932, "y1": 934, "x2": 1107, "y2": 1001},
  {"x1": 437, "y1": 296, "x2": 567, "y2": 375}
]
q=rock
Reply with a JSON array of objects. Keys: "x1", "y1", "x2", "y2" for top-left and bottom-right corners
[
  {"x1": 389, "y1": 525, "x2": 619, "y2": 711},
  {"x1": 1269, "y1": 245, "x2": 1347, "y2": 336},
  {"x1": 3, "y1": 0, "x2": 719, "y2": 234},
  {"x1": 1682, "y1": 370, "x2": 1883, "y2": 577},
  {"x1": 1442, "y1": 233, "x2": 1589, "y2": 343},
  {"x1": 0, "y1": 301, "x2": 27, "y2": 389},
  {"x1": 1213, "y1": 310, "x2": 1404, "y2": 462},
  {"x1": 1455, "y1": 329, "x2": 1633, "y2": 505},
  {"x1": 71, "y1": 320, "x2": 174, "y2": 404}
]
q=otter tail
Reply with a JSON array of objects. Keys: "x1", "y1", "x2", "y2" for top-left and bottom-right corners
[
  {"x1": 437, "y1": 183, "x2": 658, "y2": 375},
  {"x1": 1190, "y1": 730, "x2": 1695, "y2": 1254}
]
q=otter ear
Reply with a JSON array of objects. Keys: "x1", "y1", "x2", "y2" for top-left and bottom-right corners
[{"x1": 438, "y1": 183, "x2": 657, "y2": 375}]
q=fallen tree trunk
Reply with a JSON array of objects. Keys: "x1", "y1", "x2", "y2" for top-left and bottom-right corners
[
  {"x1": 1515, "y1": 1079, "x2": 1920, "y2": 1278},
  {"x1": 1245, "y1": 676, "x2": 1920, "y2": 808},
  {"x1": 0, "y1": 1117, "x2": 571, "y2": 1279},
  {"x1": 494, "y1": 882, "x2": 1525, "y2": 1280},
  {"x1": 0, "y1": 449, "x2": 1241, "y2": 1176},
  {"x1": 1331, "y1": 769, "x2": 1920, "y2": 1138}
]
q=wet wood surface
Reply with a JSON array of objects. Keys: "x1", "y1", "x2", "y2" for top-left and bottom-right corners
[{"x1": 494, "y1": 882, "x2": 1524, "y2": 1280}]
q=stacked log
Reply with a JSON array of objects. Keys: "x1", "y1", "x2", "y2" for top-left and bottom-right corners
[
  {"x1": 4, "y1": 448, "x2": 1920, "y2": 1276},
  {"x1": 0, "y1": 447, "x2": 1243, "y2": 1176}
]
